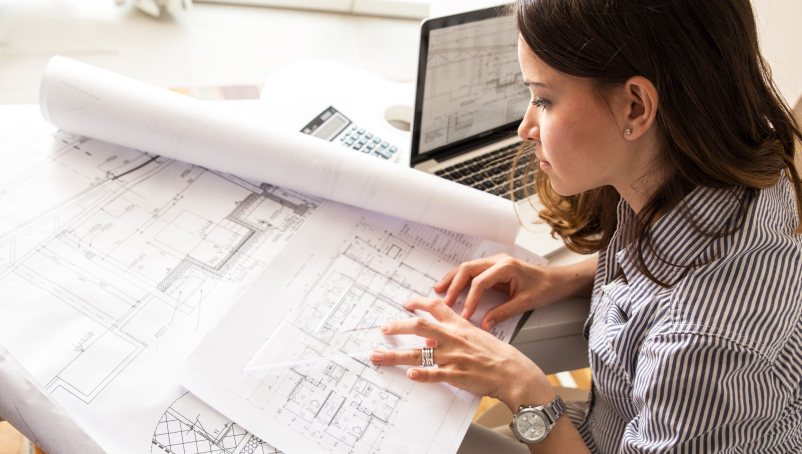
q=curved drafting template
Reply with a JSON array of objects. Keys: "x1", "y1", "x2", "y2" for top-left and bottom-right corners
[
  {"x1": 179, "y1": 202, "x2": 547, "y2": 454},
  {"x1": 153, "y1": 393, "x2": 280, "y2": 454},
  {"x1": 0, "y1": 106, "x2": 321, "y2": 453}
]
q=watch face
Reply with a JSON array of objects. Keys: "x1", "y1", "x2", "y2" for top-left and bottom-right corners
[{"x1": 515, "y1": 411, "x2": 547, "y2": 442}]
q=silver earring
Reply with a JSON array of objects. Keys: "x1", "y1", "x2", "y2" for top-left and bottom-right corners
[{"x1": 625, "y1": 129, "x2": 632, "y2": 135}]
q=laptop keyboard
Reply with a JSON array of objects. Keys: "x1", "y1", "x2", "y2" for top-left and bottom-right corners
[{"x1": 433, "y1": 143, "x2": 534, "y2": 200}]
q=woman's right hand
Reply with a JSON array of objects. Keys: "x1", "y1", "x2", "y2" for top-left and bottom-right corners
[{"x1": 435, "y1": 253, "x2": 594, "y2": 331}]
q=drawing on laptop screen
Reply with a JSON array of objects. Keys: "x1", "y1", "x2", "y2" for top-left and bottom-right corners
[{"x1": 419, "y1": 15, "x2": 529, "y2": 154}]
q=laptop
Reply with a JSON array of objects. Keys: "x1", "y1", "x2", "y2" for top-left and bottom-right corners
[{"x1": 410, "y1": 7, "x2": 566, "y2": 257}]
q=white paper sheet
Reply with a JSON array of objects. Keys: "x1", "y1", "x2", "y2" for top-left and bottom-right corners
[
  {"x1": 0, "y1": 105, "x2": 288, "y2": 454},
  {"x1": 39, "y1": 56, "x2": 520, "y2": 246},
  {"x1": 179, "y1": 201, "x2": 546, "y2": 454},
  {"x1": 0, "y1": 346, "x2": 106, "y2": 454}
]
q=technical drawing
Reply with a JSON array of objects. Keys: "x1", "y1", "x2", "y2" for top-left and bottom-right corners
[
  {"x1": 419, "y1": 15, "x2": 530, "y2": 153},
  {"x1": 0, "y1": 126, "x2": 319, "y2": 405},
  {"x1": 152, "y1": 392, "x2": 281, "y2": 454},
  {"x1": 0, "y1": 110, "x2": 321, "y2": 453},
  {"x1": 178, "y1": 208, "x2": 538, "y2": 454},
  {"x1": 397, "y1": 223, "x2": 478, "y2": 263},
  {"x1": 249, "y1": 219, "x2": 441, "y2": 369},
  {"x1": 237, "y1": 219, "x2": 471, "y2": 453},
  {"x1": 277, "y1": 360, "x2": 401, "y2": 450}
]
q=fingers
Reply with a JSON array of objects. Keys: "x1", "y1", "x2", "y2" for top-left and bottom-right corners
[
  {"x1": 461, "y1": 257, "x2": 517, "y2": 320},
  {"x1": 370, "y1": 348, "x2": 423, "y2": 366},
  {"x1": 380, "y1": 313, "x2": 447, "y2": 341},
  {"x1": 406, "y1": 367, "x2": 458, "y2": 384},
  {"x1": 437, "y1": 255, "x2": 511, "y2": 307},
  {"x1": 433, "y1": 268, "x2": 458, "y2": 295},
  {"x1": 480, "y1": 298, "x2": 529, "y2": 331},
  {"x1": 402, "y1": 298, "x2": 459, "y2": 324},
  {"x1": 441, "y1": 265, "x2": 474, "y2": 307},
  {"x1": 368, "y1": 352, "x2": 461, "y2": 386}
]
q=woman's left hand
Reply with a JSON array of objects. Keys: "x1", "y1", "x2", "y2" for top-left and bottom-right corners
[{"x1": 370, "y1": 297, "x2": 556, "y2": 412}]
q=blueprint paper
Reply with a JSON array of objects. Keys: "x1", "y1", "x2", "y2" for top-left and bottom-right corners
[
  {"x1": 179, "y1": 201, "x2": 547, "y2": 454},
  {"x1": 246, "y1": 243, "x2": 532, "y2": 372},
  {"x1": 0, "y1": 105, "x2": 289, "y2": 453},
  {"x1": 39, "y1": 56, "x2": 520, "y2": 246},
  {"x1": 0, "y1": 346, "x2": 106, "y2": 454}
]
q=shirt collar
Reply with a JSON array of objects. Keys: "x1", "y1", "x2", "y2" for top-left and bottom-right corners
[{"x1": 609, "y1": 184, "x2": 749, "y2": 289}]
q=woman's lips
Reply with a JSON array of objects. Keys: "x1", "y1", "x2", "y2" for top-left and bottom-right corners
[{"x1": 539, "y1": 160, "x2": 551, "y2": 170}]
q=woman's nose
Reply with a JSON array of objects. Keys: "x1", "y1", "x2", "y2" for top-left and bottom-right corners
[{"x1": 518, "y1": 108, "x2": 540, "y2": 142}]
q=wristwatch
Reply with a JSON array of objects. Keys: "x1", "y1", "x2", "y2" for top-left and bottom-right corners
[{"x1": 509, "y1": 395, "x2": 566, "y2": 444}]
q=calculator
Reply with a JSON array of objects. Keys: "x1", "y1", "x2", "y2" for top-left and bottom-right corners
[{"x1": 300, "y1": 106, "x2": 400, "y2": 162}]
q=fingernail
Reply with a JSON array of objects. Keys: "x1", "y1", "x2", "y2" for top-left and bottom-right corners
[
  {"x1": 381, "y1": 323, "x2": 391, "y2": 333},
  {"x1": 460, "y1": 308, "x2": 468, "y2": 318},
  {"x1": 403, "y1": 301, "x2": 411, "y2": 308},
  {"x1": 408, "y1": 369, "x2": 420, "y2": 380},
  {"x1": 370, "y1": 352, "x2": 384, "y2": 363},
  {"x1": 486, "y1": 319, "x2": 496, "y2": 330}
]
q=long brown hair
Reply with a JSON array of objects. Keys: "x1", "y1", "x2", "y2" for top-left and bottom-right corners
[{"x1": 512, "y1": 0, "x2": 802, "y2": 286}]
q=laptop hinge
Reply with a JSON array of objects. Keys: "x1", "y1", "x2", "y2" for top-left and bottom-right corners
[{"x1": 411, "y1": 129, "x2": 519, "y2": 166}]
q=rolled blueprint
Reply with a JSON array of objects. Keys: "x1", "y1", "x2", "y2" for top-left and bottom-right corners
[{"x1": 39, "y1": 56, "x2": 520, "y2": 245}]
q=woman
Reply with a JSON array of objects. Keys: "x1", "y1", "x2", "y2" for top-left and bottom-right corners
[{"x1": 370, "y1": 0, "x2": 802, "y2": 452}]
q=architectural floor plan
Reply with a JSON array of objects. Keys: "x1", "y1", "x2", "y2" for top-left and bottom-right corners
[
  {"x1": 419, "y1": 14, "x2": 530, "y2": 153},
  {"x1": 180, "y1": 202, "x2": 546, "y2": 454},
  {"x1": 0, "y1": 106, "x2": 310, "y2": 453}
]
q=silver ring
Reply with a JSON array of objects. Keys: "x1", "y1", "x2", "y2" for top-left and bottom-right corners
[{"x1": 421, "y1": 347, "x2": 434, "y2": 367}]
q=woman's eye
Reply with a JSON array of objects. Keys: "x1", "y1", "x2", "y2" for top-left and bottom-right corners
[{"x1": 531, "y1": 98, "x2": 549, "y2": 109}]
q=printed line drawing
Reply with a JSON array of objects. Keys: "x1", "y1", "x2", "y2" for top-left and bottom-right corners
[
  {"x1": 217, "y1": 218, "x2": 517, "y2": 454},
  {"x1": 0, "y1": 108, "x2": 321, "y2": 453},
  {"x1": 0, "y1": 126, "x2": 319, "y2": 404},
  {"x1": 236, "y1": 220, "x2": 450, "y2": 453},
  {"x1": 153, "y1": 392, "x2": 281, "y2": 454}
]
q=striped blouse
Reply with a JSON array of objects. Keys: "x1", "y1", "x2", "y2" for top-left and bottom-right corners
[{"x1": 567, "y1": 173, "x2": 802, "y2": 453}]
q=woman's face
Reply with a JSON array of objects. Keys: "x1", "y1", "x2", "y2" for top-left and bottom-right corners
[{"x1": 517, "y1": 39, "x2": 657, "y2": 202}]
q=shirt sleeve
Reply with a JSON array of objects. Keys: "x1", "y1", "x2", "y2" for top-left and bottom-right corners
[{"x1": 621, "y1": 332, "x2": 787, "y2": 453}]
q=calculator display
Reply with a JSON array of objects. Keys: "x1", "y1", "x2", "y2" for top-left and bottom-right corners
[{"x1": 313, "y1": 115, "x2": 347, "y2": 140}]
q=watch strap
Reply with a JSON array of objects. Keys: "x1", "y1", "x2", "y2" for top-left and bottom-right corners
[{"x1": 542, "y1": 395, "x2": 566, "y2": 425}]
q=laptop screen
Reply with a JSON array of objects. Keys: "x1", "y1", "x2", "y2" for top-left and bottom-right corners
[{"x1": 411, "y1": 8, "x2": 529, "y2": 164}]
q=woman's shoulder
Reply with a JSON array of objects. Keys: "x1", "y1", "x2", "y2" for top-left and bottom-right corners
[{"x1": 666, "y1": 175, "x2": 802, "y2": 358}]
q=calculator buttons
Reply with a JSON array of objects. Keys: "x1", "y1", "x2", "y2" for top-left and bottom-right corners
[{"x1": 335, "y1": 126, "x2": 398, "y2": 161}]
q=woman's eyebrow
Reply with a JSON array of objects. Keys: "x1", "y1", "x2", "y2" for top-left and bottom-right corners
[{"x1": 523, "y1": 81, "x2": 547, "y2": 87}]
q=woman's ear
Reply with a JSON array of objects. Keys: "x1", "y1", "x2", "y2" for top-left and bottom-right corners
[{"x1": 621, "y1": 76, "x2": 658, "y2": 139}]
